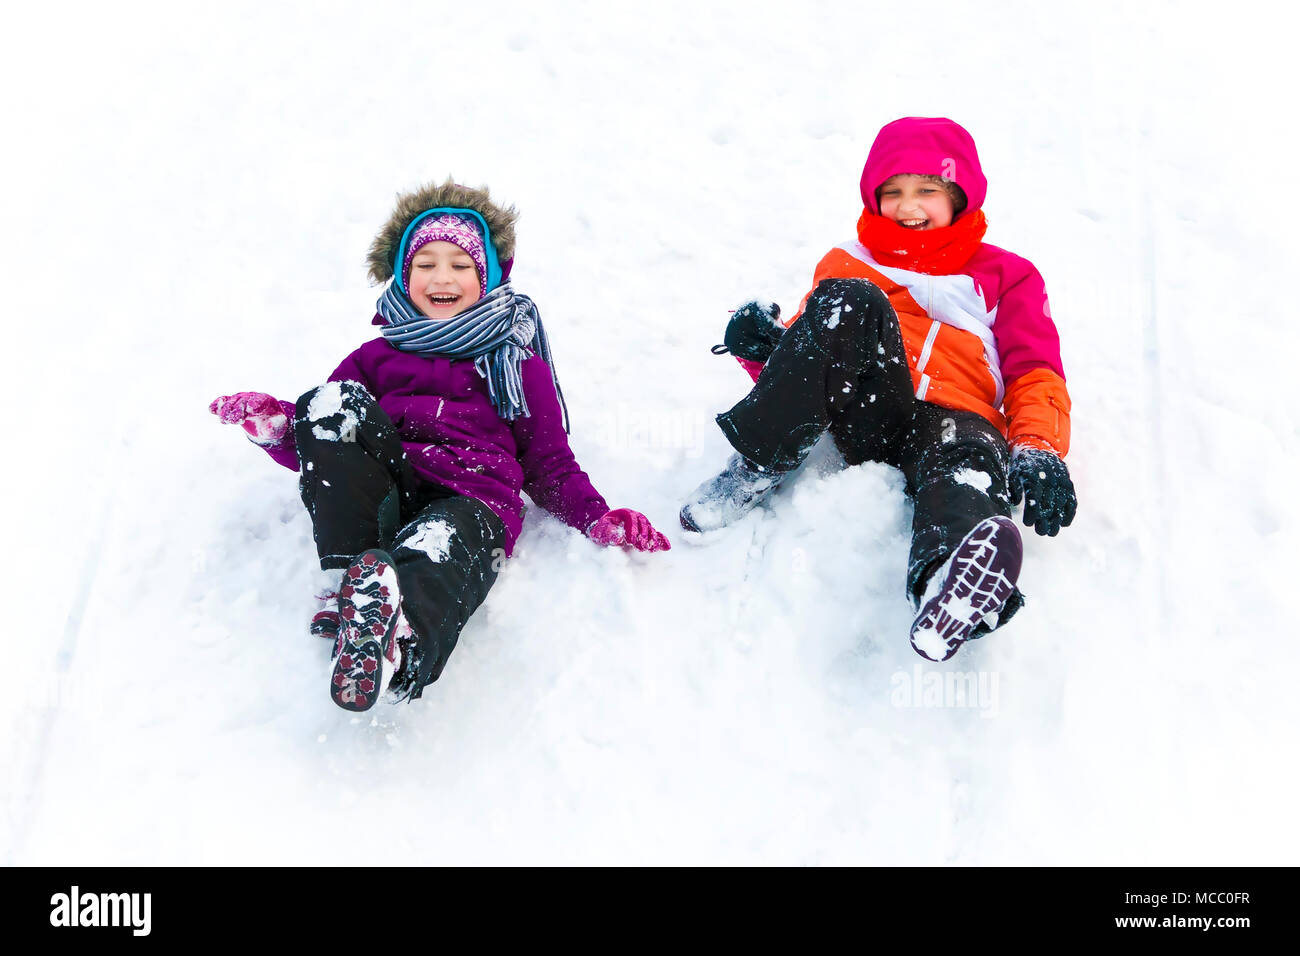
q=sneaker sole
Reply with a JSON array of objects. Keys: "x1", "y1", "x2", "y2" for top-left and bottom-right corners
[
  {"x1": 329, "y1": 550, "x2": 401, "y2": 712},
  {"x1": 310, "y1": 609, "x2": 340, "y2": 638},
  {"x1": 910, "y1": 516, "x2": 1023, "y2": 663}
]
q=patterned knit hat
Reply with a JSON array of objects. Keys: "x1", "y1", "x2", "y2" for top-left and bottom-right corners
[{"x1": 402, "y1": 214, "x2": 489, "y2": 293}]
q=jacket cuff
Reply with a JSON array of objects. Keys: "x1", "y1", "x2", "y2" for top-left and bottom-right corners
[
  {"x1": 1004, "y1": 368, "x2": 1071, "y2": 458},
  {"x1": 1010, "y1": 436, "x2": 1060, "y2": 457},
  {"x1": 736, "y1": 356, "x2": 765, "y2": 383},
  {"x1": 249, "y1": 399, "x2": 300, "y2": 470},
  {"x1": 576, "y1": 499, "x2": 611, "y2": 536}
]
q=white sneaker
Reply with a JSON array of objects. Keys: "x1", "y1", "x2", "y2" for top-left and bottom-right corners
[{"x1": 679, "y1": 453, "x2": 790, "y2": 533}]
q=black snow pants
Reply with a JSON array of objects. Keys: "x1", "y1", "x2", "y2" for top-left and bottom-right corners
[
  {"x1": 717, "y1": 278, "x2": 1022, "y2": 618},
  {"x1": 295, "y1": 381, "x2": 504, "y2": 698}
]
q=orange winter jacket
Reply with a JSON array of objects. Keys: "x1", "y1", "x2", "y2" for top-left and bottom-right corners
[
  {"x1": 745, "y1": 115, "x2": 1074, "y2": 457},
  {"x1": 770, "y1": 240, "x2": 1072, "y2": 457}
]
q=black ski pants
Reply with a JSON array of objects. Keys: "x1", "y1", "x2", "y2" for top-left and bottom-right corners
[
  {"x1": 295, "y1": 382, "x2": 503, "y2": 698},
  {"x1": 717, "y1": 278, "x2": 1017, "y2": 605}
]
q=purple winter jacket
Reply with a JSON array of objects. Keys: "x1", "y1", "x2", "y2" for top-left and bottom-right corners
[{"x1": 260, "y1": 336, "x2": 609, "y2": 555}]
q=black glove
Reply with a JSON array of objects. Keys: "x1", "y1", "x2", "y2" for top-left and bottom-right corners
[
  {"x1": 1008, "y1": 446, "x2": 1076, "y2": 536},
  {"x1": 718, "y1": 300, "x2": 785, "y2": 362}
]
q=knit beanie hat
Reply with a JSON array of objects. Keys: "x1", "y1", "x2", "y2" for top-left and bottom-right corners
[{"x1": 402, "y1": 214, "x2": 489, "y2": 293}]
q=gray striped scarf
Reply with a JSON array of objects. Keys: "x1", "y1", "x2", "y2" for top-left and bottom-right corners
[{"x1": 377, "y1": 281, "x2": 569, "y2": 431}]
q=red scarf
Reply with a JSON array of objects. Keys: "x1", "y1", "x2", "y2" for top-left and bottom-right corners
[{"x1": 855, "y1": 208, "x2": 988, "y2": 275}]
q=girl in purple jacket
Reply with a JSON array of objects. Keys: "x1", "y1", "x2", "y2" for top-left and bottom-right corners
[{"x1": 211, "y1": 181, "x2": 669, "y2": 712}]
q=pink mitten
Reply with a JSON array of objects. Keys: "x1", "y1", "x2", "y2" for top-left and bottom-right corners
[
  {"x1": 587, "y1": 508, "x2": 671, "y2": 552},
  {"x1": 209, "y1": 391, "x2": 289, "y2": 445}
]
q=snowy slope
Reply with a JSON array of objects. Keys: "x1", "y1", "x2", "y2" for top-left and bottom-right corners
[{"x1": 3, "y1": 0, "x2": 1297, "y2": 864}]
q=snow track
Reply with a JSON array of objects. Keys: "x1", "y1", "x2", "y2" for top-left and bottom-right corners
[{"x1": 5, "y1": 495, "x2": 113, "y2": 865}]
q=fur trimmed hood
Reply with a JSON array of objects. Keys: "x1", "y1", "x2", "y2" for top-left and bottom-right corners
[{"x1": 366, "y1": 179, "x2": 519, "y2": 287}]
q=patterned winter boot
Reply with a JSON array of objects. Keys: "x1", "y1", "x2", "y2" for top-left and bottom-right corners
[
  {"x1": 307, "y1": 563, "x2": 349, "y2": 639},
  {"x1": 679, "y1": 453, "x2": 791, "y2": 533},
  {"x1": 310, "y1": 591, "x2": 342, "y2": 640},
  {"x1": 910, "y1": 516, "x2": 1024, "y2": 663},
  {"x1": 328, "y1": 550, "x2": 406, "y2": 712}
]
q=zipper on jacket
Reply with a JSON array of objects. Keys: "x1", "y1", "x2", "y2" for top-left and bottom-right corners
[
  {"x1": 914, "y1": 320, "x2": 942, "y2": 400},
  {"x1": 916, "y1": 320, "x2": 941, "y2": 375}
]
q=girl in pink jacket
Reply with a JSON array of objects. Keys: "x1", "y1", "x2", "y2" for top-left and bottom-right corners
[{"x1": 682, "y1": 117, "x2": 1076, "y2": 662}]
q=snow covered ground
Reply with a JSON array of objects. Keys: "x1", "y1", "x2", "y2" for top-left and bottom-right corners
[{"x1": 4, "y1": 0, "x2": 1297, "y2": 864}]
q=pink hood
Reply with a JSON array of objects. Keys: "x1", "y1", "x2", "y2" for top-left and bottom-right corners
[{"x1": 859, "y1": 117, "x2": 988, "y2": 219}]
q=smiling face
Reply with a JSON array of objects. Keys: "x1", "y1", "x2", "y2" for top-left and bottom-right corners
[
  {"x1": 406, "y1": 241, "x2": 483, "y2": 319},
  {"x1": 877, "y1": 174, "x2": 956, "y2": 230}
]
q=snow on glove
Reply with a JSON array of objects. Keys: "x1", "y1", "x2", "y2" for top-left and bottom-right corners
[
  {"x1": 587, "y1": 508, "x2": 671, "y2": 552},
  {"x1": 718, "y1": 300, "x2": 785, "y2": 362},
  {"x1": 1009, "y1": 446, "x2": 1077, "y2": 537},
  {"x1": 209, "y1": 391, "x2": 289, "y2": 446}
]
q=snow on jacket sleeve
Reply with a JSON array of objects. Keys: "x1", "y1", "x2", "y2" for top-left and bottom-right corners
[
  {"x1": 989, "y1": 257, "x2": 1073, "y2": 457},
  {"x1": 512, "y1": 356, "x2": 610, "y2": 533},
  {"x1": 251, "y1": 348, "x2": 375, "y2": 473}
]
